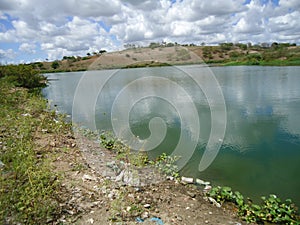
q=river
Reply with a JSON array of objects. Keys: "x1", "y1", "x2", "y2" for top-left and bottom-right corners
[{"x1": 43, "y1": 65, "x2": 300, "y2": 206}]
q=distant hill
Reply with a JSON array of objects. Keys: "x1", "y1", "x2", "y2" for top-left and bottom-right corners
[{"x1": 30, "y1": 44, "x2": 300, "y2": 72}]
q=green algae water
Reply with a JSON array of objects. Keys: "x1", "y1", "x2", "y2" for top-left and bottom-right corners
[{"x1": 44, "y1": 65, "x2": 300, "y2": 206}]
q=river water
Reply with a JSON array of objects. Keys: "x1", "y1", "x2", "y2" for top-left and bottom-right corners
[{"x1": 43, "y1": 65, "x2": 300, "y2": 206}]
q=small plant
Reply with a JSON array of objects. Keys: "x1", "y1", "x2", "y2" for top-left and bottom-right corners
[
  {"x1": 109, "y1": 188, "x2": 145, "y2": 222},
  {"x1": 99, "y1": 132, "x2": 180, "y2": 178},
  {"x1": 207, "y1": 186, "x2": 299, "y2": 224},
  {"x1": 151, "y1": 153, "x2": 180, "y2": 179},
  {"x1": 100, "y1": 131, "x2": 117, "y2": 150}
]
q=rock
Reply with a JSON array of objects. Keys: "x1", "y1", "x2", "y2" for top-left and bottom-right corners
[
  {"x1": 115, "y1": 170, "x2": 124, "y2": 182},
  {"x1": 123, "y1": 169, "x2": 140, "y2": 186},
  {"x1": 82, "y1": 174, "x2": 97, "y2": 182},
  {"x1": 181, "y1": 176, "x2": 194, "y2": 184},
  {"x1": 186, "y1": 191, "x2": 196, "y2": 198},
  {"x1": 141, "y1": 211, "x2": 149, "y2": 219},
  {"x1": 87, "y1": 218, "x2": 94, "y2": 224},
  {"x1": 49, "y1": 141, "x2": 56, "y2": 147},
  {"x1": 106, "y1": 161, "x2": 121, "y2": 174},
  {"x1": 66, "y1": 209, "x2": 75, "y2": 215}
]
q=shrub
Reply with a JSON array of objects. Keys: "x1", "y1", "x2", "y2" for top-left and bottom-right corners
[
  {"x1": 0, "y1": 64, "x2": 46, "y2": 89},
  {"x1": 51, "y1": 61, "x2": 60, "y2": 69},
  {"x1": 207, "y1": 186, "x2": 299, "y2": 224}
]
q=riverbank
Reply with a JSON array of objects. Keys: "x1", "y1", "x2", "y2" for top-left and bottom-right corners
[
  {"x1": 1, "y1": 65, "x2": 299, "y2": 224},
  {"x1": 0, "y1": 77, "x2": 249, "y2": 224}
]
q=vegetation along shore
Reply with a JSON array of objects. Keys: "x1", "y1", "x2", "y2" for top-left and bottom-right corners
[{"x1": 1, "y1": 61, "x2": 300, "y2": 224}]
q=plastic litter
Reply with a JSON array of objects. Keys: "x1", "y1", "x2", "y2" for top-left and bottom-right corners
[
  {"x1": 150, "y1": 217, "x2": 164, "y2": 225},
  {"x1": 136, "y1": 217, "x2": 164, "y2": 224}
]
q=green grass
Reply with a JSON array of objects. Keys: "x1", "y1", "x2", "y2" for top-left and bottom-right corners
[{"x1": 0, "y1": 78, "x2": 70, "y2": 224}]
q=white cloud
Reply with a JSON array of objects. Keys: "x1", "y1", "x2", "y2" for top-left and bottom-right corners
[
  {"x1": 0, "y1": 48, "x2": 16, "y2": 63},
  {"x1": 0, "y1": 0, "x2": 300, "y2": 63},
  {"x1": 19, "y1": 42, "x2": 36, "y2": 53}
]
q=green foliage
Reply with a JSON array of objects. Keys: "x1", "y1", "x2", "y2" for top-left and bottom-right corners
[
  {"x1": 149, "y1": 42, "x2": 161, "y2": 49},
  {"x1": 109, "y1": 187, "x2": 144, "y2": 222},
  {"x1": 0, "y1": 64, "x2": 46, "y2": 89},
  {"x1": 151, "y1": 153, "x2": 180, "y2": 179},
  {"x1": 229, "y1": 51, "x2": 244, "y2": 59},
  {"x1": 235, "y1": 43, "x2": 248, "y2": 50},
  {"x1": 51, "y1": 61, "x2": 60, "y2": 69},
  {"x1": 100, "y1": 132, "x2": 180, "y2": 178},
  {"x1": 219, "y1": 42, "x2": 233, "y2": 51},
  {"x1": 166, "y1": 42, "x2": 175, "y2": 47},
  {"x1": 207, "y1": 186, "x2": 299, "y2": 224},
  {"x1": 0, "y1": 79, "x2": 66, "y2": 224},
  {"x1": 62, "y1": 56, "x2": 77, "y2": 62},
  {"x1": 100, "y1": 131, "x2": 149, "y2": 166}
]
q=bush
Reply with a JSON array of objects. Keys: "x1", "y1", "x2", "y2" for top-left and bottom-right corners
[
  {"x1": 207, "y1": 186, "x2": 299, "y2": 224},
  {"x1": 0, "y1": 64, "x2": 46, "y2": 89},
  {"x1": 51, "y1": 61, "x2": 60, "y2": 69}
]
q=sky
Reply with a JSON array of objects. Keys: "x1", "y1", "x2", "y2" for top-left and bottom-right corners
[{"x1": 0, "y1": 0, "x2": 299, "y2": 64}]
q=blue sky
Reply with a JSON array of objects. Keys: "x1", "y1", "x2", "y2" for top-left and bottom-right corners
[{"x1": 0, "y1": 0, "x2": 299, "y2": 64}]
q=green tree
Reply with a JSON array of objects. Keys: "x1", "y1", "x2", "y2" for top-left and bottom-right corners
[{"x1": 51, "y1": 61, "x2": 60, "y2": 69}]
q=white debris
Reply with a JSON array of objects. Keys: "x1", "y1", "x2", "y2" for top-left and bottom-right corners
[
  {"x1": 82, "y1": 174, "x2": 97, "y2": 182},
  {"x1": 181, "y1": 176, "x2": 194, "y2": 184},
  {"x1": 207, "y1": 197, "x2": 221, "y2": 208},
  {"x1": 87, "y1": 218, "x2": 94, "y2": 224},
  {"x1": 196, "y1": 178, "x2": 210, "y2": 186},
  {"x1": 143, "y1": 204, "x2": 151, "y2": 208},
  {"x1": 203, "y1": 185, "x2": 212, "y2": 192}
]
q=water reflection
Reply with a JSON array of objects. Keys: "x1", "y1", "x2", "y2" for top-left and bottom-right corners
[{"x1": 43, "y1": 66, "x2": 300, "y2": 206}]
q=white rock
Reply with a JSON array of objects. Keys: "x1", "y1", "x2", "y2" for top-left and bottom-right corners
[
  {"x1": 123, "y1": 169, "x2": 140, "y2": 186},
  {"x1": 115, "y1": 170, "x2": 124, "y2": 182},
  {"x1": 141, "y1": 211, "x2": 149, "y2": 219}
]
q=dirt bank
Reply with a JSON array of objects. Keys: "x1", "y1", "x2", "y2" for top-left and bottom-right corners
[{"x1": 45, "y1": 130, "x2": 252, "y2": 225}]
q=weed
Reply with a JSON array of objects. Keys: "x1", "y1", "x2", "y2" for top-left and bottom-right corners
[
  {"x1": 0, "y1": 76, "x2": 70, "y2": 224},
  {"x1": 207, "y1": 186, "x2": 299, "y2": 224},
  {"x1": 99, "y1": 132, "x2": 180, "y2": 179}
]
